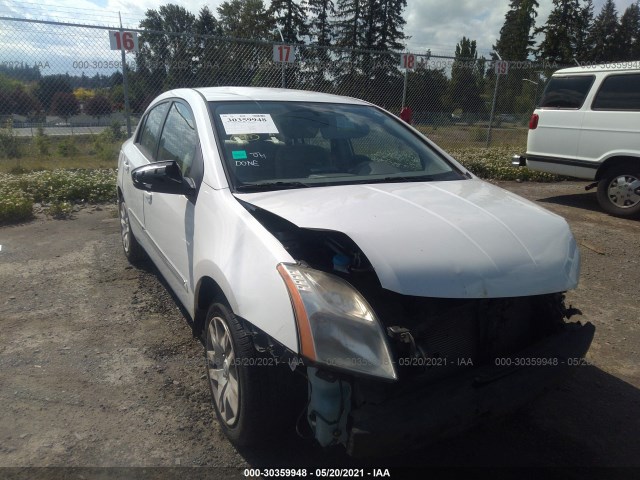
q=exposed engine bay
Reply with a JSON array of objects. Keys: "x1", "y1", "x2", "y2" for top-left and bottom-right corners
[{"x1": 241, "y1": 200, "x2": 585, "y2": 451}]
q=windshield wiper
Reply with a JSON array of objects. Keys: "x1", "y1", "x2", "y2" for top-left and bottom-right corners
[
  {"x1": 364, "y1": 175, "x2": 437, "y2": 184},
  {"x1": 235, "y1": 181, "x2": 312, "y2": 191}
]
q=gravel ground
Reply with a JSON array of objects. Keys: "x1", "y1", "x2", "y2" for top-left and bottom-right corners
[{"x1": 0, "y1": 181, "x2": 639, "y2": 476}]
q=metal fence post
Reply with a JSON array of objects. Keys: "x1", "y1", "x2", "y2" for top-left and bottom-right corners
[
  {"x1": 486, "y1": 72, "x2": 500, "y2": 148},
  {"x1": 120, "y1": 13, "x2": 132, "y2": 137},
  {"x1": 402, "y1": 68, "x2": 408, "y2": 108}
]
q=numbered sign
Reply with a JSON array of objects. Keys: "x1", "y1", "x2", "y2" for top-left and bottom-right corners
[
  {"x1": 495, "y1": 60, "x2": 509, "y2": 75},
  {"x1": 400, "y1": 53, "x2": 415, "y2": 70},
  {"x1": 273, "y1": 44, "x2": 295, "y2": 64},
  {"x1": 109, "y1": 31, "x2": 139, "y2": 52}
]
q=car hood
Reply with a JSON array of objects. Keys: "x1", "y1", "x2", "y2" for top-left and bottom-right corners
[{"x1": 235, "y1": 179, "x2": 580, "y2": 298}]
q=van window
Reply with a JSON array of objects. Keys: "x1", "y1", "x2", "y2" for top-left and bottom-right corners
[
  {"x1": 592, "y1": 74, "x2": 640, "y2": 110},
  {"x1": 539, "y1": 76, "x2": 595, "y2": 109}
]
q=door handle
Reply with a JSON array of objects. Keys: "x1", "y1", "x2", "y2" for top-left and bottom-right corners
[{"x1": 123, "y1": 161, "x2": 130, "y2": 173}]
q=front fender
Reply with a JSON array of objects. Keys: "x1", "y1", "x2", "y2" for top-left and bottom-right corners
[{"x1": 193, "y1": 184, "x2": 299, "y2": 352}]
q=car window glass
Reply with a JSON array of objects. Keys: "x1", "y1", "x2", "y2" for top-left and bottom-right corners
[
  {"x1": 592, "y1": 74, "x2": 640, "y2": 110},
  {"x1": 539, "y1": 76, "x2": 594, "y2": 109},
  {"x1": 210, "y1": 101, "x2": 463, "y2": 189},
  {"x1": 138, "y1": 103, "x2": 170, "y2": 158},
  {"x1": 351, "y1": 125, "x2": 422, "y2": 172},
  {"x1": 157, "y1": 102, "x2": 197, "y2": 176}
]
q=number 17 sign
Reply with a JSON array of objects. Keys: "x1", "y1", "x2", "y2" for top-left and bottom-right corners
[
  {"x1": 273, "y1": 44, "x2": 296, "y2": 64},
  {"x1": 109, "y1": 31, "x2": 139, "y2": 53}
]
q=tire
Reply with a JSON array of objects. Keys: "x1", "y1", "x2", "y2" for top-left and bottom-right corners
[
  {"x1": 597, "y1": 166, "x2": 640, "y2": 218},
  {"x1": 118, "y1": 196, "x2": 145, "y2": 263},
  {"x1": 203, "y1": 303, "x2": 293, "y2": 446}
]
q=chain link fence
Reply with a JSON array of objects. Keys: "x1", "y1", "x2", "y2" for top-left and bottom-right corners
[{"x1": 0, "y1": 16, "x2": 569, "y2": 151}]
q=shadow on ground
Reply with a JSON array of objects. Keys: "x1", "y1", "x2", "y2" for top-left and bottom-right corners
[
  {"x1": 537, "y1": 190, "x2": 602, "y2": 213},
  {"x1": 237, "y1": 366, "x2": 640, "y2": 470}
]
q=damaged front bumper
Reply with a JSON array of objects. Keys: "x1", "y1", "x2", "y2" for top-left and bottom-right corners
[{"x1": 347, "y1": 321, "x2": 595, "y2": 457}]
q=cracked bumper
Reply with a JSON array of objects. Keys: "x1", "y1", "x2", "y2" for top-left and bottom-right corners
[{"x1": 347, "y1": 322, "x2": 595, "y2": 457}]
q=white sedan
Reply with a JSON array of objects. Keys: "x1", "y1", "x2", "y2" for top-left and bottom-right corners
[{"x1": 117, "y1": 87, "x2": 594, "y2": 456}]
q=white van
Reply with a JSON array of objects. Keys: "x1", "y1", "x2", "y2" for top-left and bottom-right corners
[{"x1": 514, "y1": 62, "x2": 640, "y2": 217}]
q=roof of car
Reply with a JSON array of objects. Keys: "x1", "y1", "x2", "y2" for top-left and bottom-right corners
[
  {"x1": 555, "y1": 62, "x2": 640, "y2": 75},
  {"x1": 191, "y1": 86, "x2": 371, "y2": 105}
]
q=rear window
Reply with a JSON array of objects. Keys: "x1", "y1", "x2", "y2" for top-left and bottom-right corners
[
  {"x1": 592, "y1": 73, "x2": 640, "y2": 110},
  {"x1": 539, "y1": 75, "x2": 595, "y2": 109}
]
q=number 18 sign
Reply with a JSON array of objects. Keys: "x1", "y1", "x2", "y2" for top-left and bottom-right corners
[{"x1": 109, "y1": 31, "x2": 139, "y2": 53}]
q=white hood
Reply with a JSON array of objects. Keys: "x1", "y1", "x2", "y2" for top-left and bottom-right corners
[{"x1": 236, "y1": 179, "x2": 580, "y2": 298}]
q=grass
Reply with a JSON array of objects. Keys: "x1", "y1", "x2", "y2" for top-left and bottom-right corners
[
  {"x1": 416, "y1": 123, "x2": 528, "y2": 150},
  {"x1": 0, "y1": 134, "x2": 120, "y2": 173}
]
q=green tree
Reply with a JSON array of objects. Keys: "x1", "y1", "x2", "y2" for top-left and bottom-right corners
[
  {"x1": 138, "y1": 4, "x2": 198, "y2": 90},
  {"x1": 588, "y1": 0, "x2": 619, "y2": 61},
  {"x1": 12, "y1": 88, "x2": 41, "y2": 116},
  {"x1": 575, "y1": 0, "x2": 595, "y2": 62},
  {"x1": 0, "y1": 75, "x2": 40, "y2": 116},
  {"x1": 405, "y1": 64, "x2": 448, "y2": 117},
  {"x1": 307, "y1": 0, "x2": 335, "y2": 46},
  {"x1": 194, "y1": 6, "x2": 224, "y2": 86},
  {"x1": 617, "y1": 2, "x2": 640, "y2": 60},
  {"x1": 35, "y1": 75, "x2": 72, "y2": 112},
  {"x1": 303, "y1": 0, "x2": 336, "y2": 90},
  {"x1": 217, "y1": 0, "x2": 274, "y2": 40},
  {"x1": 50, "y1": 92, "x2": 80, "y2": 122},
  {"x1": 536, "y1": 0, "x2": 583, "y2": 64},
  {"x1": 85, "y1": 95, "x2": 112, "y2": 122},
  {"x1": 268, "y1": 0, "x2": 308, "y2": 43},
  {"x1": 333, "y1": 0, "x2": 407, "y2": 102},
  {"x1": 375, "y1": 0, "x2": 407, "y2": 51},
  {"x1": 447, "y1": 37, "x2": 485, "y2": 118},
  {"x1": 494, "y1": 1, "x2": 539, "y2": 116},
  {"x1": 216, "y1": 1, "x2": 275, "y2": 87},
  {"x1": 495, "y1": 0, "x2": 539, "y2": 61},
  {"x1": 0, "y1": 91, "x2": 14, "y2": 115}
]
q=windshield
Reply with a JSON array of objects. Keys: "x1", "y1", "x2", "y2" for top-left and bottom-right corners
[{"x1": 210, "y1": 101, "x2": 466, "y2": 191}]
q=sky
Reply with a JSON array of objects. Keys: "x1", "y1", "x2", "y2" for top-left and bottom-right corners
[{"x1": 0, "y1": 0, "x2": 637, "y2": 58}]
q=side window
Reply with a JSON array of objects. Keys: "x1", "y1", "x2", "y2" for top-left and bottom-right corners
[
  {"x1": 157, "y1": 102, "x2": 198, "y2": 177},
  {"x1": 539, "y1": 76, "x2": 595, "y2": 109},
  {"x1": 592, "y1": 74, "x2": 640, "y2": 110},
  {"x1": 138, "y1": 103, "x2": 170, "y2": 159}
]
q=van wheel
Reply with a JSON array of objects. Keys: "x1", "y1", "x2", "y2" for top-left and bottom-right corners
[
  {"x1": 203, "y1": 303, "x2": 289, "y2": 446},
  {"x1": 597, "y1": 167, "x2": 640, "y2": 218}
]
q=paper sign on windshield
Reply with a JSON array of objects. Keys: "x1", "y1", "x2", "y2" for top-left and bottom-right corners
[{"x1": 220, "y1": 114, "x2": 279, "y2": 135}]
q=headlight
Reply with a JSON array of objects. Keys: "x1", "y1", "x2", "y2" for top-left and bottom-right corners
[{"x1": 277, "y1": 263, "x2": 397, "y2": 381}]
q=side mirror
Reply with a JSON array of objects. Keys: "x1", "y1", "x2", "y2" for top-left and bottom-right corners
[{"x1": 131, "y1": 160, "x2": 196, "y2": 196}]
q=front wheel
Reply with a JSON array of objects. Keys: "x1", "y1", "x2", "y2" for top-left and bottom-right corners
[
  {"x1": 203, "y1": 303, "x2": 292, "y2": 446},
  {"x1": 597, "y1": 167, "x2": 640, "y2": 218}
]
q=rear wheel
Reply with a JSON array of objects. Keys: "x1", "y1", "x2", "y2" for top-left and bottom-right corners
[
  {"x1": 597, "y1": 166, "x2": 640, "y2": 218},
  {"x1": 118, "y1": 196, "x2": 145, "y2": 263}
]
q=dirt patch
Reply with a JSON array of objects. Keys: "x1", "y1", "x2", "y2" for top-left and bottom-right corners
[{"x1": 0, "y1": 182, "x2": 639, "y2": 471}]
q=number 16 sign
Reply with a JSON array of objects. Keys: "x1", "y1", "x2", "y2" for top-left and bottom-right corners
[{"x1": 109, "y1": 31, "x2": 139, "y2": 53}]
